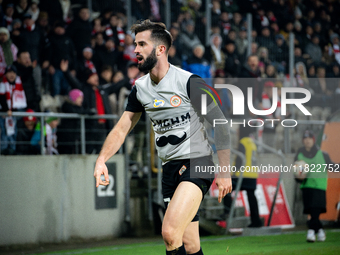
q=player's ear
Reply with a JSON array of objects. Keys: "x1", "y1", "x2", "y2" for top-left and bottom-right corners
[{"x1": 157, "y1": 45, "x2": 166, "y2": 56}]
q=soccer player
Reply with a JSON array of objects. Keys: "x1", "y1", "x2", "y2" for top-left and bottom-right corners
[{"x1": 94, "y1": 20, "x2": 232, "y2": 255}]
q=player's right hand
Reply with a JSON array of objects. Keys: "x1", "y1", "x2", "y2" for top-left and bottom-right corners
[{"x1": 94, "y1": 160, "x2": 110, "y2": 187}]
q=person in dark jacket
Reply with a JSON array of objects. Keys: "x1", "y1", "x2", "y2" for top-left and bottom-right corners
[
  {"x1": 18, "y1": 13, "x2": 46, "y2": 64},
  {"x1": 271, "y1": 34, "x2": 288, "y2": 73},
  {"x1": 46, "y1": 21, "x2": 76, "y2": 96},
  {"x1": 223, "y1": 40, "x2": 241, "y2": 77},
  {"x1": 16, "y1": 108, "x2": 39, "y2": 155},
  {"x1": 60, "y1": 60, "x2": 114, "y2": 154},
  {"x1": 17, "y1": 13, "x2": 48, "y2": 95},
  {"x1": 13, "y1": 51, "x2": 41, "y2": 111},
  {"x1": 57, "y1": 89, "x2": 95, "y2": 154},
  {"x1": 66, "y1": 6, "x2": 92, "y2": 60},
  {"x1": 13, "y1": 0, "x2": 29, "y2": 21},
  {"x1": 94, "y1": 38, "x2": 123, "y2": 73},
  {"x1": 39, "y1": 0, "x2": 64, "y2": 26}
]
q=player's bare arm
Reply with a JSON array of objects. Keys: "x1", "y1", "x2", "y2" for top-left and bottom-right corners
[
  {"x1": 201, "y1": 101, "x2": 232, "y2": 202},
  {"x1": 216, "y1": 149, "x2": 232, "y2": 203},
  {"x1": 94, "y1": 111, "x2": 142, "y2": 187}
]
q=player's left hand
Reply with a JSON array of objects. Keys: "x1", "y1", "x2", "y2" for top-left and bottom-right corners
[{"x1": 215, "y1": 177, "x2": 232, "y2": 203}]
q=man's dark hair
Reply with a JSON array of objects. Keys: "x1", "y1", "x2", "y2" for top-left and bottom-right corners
[{"x1": 130, "y1": 19, "x2": 173, "y2": 52}]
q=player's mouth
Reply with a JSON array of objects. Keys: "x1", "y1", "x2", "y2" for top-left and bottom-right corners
[{"x1": 136, "y1": 55, "x2": 144, "y2": 64}]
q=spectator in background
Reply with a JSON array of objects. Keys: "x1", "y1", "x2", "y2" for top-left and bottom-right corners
[
  {"x1": 0, "y1": 27, "x2": 18, "y2": 78},
  {"x1": 99, "y1": 8, "x2": 113, "y2": 27},
  {"x1": 330, "y1": 33, "x2": 340, "y2": 66},
  {"x1": 91, "y1": 17, "x2": 103, "y2": 36},
  {"x1": 27, "y1": 0, "x2": 40, "y2": 22},
  {"x1": 183, "y1": 44, "x2": 211, "y2": 79},
  {"x1": 295, "y1": 62, "x2": 309, "y2": 88},
  {"x1": 300, "y1": 25, "x2": 313, "y2": 51},
  {"x1": 104, "y1": 14, "x2": 125, "y2": 51},
  {"x1": 99, "y1": 65, "x2": 113, "y2": 85},
  {"x1": 257, "y1": 46, "x2": 271, "y2": 68},
  {"x1": 16, "y1": 108, "x2": 38, "y2": 155},
  {"x1": 226, "y1": 29, "x2": 237, "y2": 43},
  {"x1": 57, "y1": 89, "x2": 94, "y2": 154},
  {"x1": 231, "y1": 12, "x2": 243, "y2": 33},
  {"x1": 168, "y1": 45, "x2": 182, "y2": 68},
  {"x1": 307, "y1": 64, "x2": 316, "y2": 79},
  {"x1": 123, "y1": 32, "x2": 137, "y2": 65},
  {"x1": 211, "y1": 0, "x2": 222, "y2": 27},
  {"x1": 94, "y1": 38, "x2": 123, "y2": 73},
  {"x1": 272, "y1": 34, "x2": 288, "y2": 74},
  {"x1": 313, "y1": 22, "x2": 327, "y2": 49},
  {"x1": 208, "y1": 33, "x2": 225, "y2": 72},
  {"x1": 294, "y1": 20, "x2": 304, "y2": 47},
  {"x1": 256, "y1": 27, "x2": 275, "y2": 56},
  {"x1": 39, "y1": 0, "x2": 70, "y2": 26},
  {"x1": 18, "y1": 13, "x2": 48, "y2": 95},
  {"x1": 294, "y1": 47, "x2": 307, "y2": 66},
  {"x1": 239, "y1": 55, "x2": 262, "y2": 111},
  {"x1": 132, "y1": 0, "x2": 151, "y2": 21},
  {"x1": 31, "y1": 116, "x2": 59, "y2": 155},
  {"x1": 13, "y1": 51, "x2": 41, "y2": 112},
  {"x1": 269, "y1": 21, "x2": 280, "y2": 38},
  {"x1": 0, "y1": 65, "x2": 27, "y2": 155},
  {"x1": 47, "y1": 21, "x2": 76, "y2": 96},
  {"x1": 66, "y1": 6, "x2": 92, "y2": 59},
  {"x1": 312, "y1": 66, "x2": 333, "y2": 97},
  {"x1": 108, "y1": 61, "x2": 144, "y2": 116},
  {"x1": 235, "y1": 27, "x2": 248, "y2": 65},
  {"x1": 36, "y1": 11, "x2": 50, "y2": 37},
  {"x1": 11, "y1": 18, "x2": 22, "y2": 33},
  {"x1": 279, "y1": 21, "x2": 294, "y2": 42},
  {"x1": 219, "y1": 11, "x2": 231, "y2": 40},
  {"x1": 221, "y1": 0, "x2": 239, "y2": 13},
  {"x1": 178, "y1": 19, "x2": 202, "y2": 60},
  {"x1": 253, "y1": 8, "x2": 270, "y2": 33},
  {"x1": 328, "y1": 63, "x2": 340, "y2": 78},
  {"x1": 94, "y1": 32, "x2": 105, "y2": 51},
  {"x1": 2, "y1": 3, "x2": 14, "y2": 31},
  {"x1": 13, "y1": 0, "x2": 29, "y2": 21},
  {"x1": 250, "y1": 41, "x2": 258, "y2": 55},
  {"x1": 78, "y1": 46, "x2": 97, "y2": 81},
  {"x1": 224, "y1": 40, "x2": 241, "y2": 77},
  {"x1": 60, "y1": 60, "x2": 113, "y2": 154},
  {"x1": 305, "y1": 35, "x2": 323, "y2": 64},
  {"x1": 265, "y1": 65, "x2": 277, "y2": 80},
  {"x1": 169, "y1": 25, "x2": 182, "y2": 59}
]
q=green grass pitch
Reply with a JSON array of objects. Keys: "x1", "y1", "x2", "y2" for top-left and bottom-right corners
[{"x1": 37, "y1": 230, "x2": 340, "y2": 255}]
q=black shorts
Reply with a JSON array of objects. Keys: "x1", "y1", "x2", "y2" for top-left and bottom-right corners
[{"x1": 162, "y1": 155, "x2": 214, "y2": 222}]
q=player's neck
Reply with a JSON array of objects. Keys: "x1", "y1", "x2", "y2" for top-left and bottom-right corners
[{"x1": 149, "y1": 58, "x2": 170, "y2": 84}]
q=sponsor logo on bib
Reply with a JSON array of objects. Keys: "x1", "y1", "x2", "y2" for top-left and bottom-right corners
[
  {"x1": 170, "y1": 95, "x2": 181, "y2": 107},
  {"x1": 153, "y1": 99, "x2": 165, "y2": 107}
]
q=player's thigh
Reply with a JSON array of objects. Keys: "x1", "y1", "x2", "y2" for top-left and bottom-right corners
[
  {"x1": 183, "y1": 221, "x2": 200, "y2": 254},
  {"x1": 162, "y1": 181, "x2": 203, "y2": 236}
]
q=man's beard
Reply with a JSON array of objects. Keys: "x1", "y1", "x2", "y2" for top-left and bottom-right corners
[{"x1": 138, "y1": 48, "x2": 157, "y2": 72}]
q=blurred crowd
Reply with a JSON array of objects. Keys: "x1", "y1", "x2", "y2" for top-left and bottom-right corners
[{"x1": 0, "y1": 0, "x2": 340, "y2": 155}]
